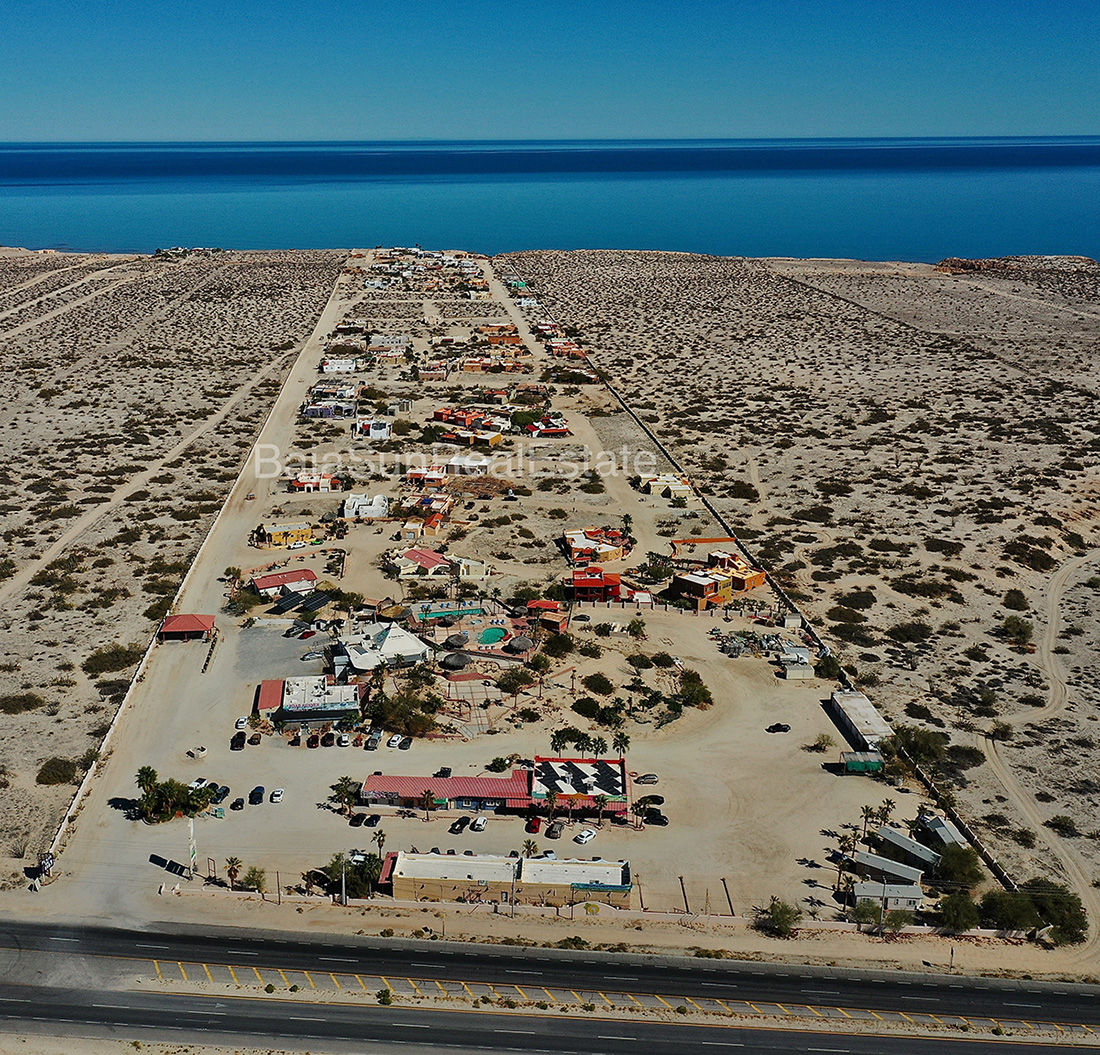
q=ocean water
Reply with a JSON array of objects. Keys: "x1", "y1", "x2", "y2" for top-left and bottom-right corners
[{"x1": 1, "y1": 138, "x2": 1099, "y2": 261}]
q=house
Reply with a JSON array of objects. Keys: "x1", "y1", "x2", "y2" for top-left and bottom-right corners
[
  {"x1": 404, "y1": 466, "x2": 449, "y2": 491},
  {"x1": 379, "y1": 851, "x2": 634, "y2": 909},
  {"x1": 526, "y1": 599, "x2": 568, "y2": 633},
  {"x1": 355, "y1": 419, "x2": 393, "y2": 441},
  {"x1": 851, "y1": 882, "x2": 924, "y2": 914},
  {"x1": 302, "y1": 400, "x2": 356, "y2": 418},
  {"x1": 342, "y1": 493, "x2": 389, "y2": 520},
  {"x1": 671, "y1": 551, "x2": 766, "y2": 610},
  {"x1": 290, "y1": 471, "x2": 341, "y2": 493},
  {"x1": 338, "y1": 622, "x2": 431, "y2": 671},
  {"x1": 320, "y1": 358, "x2": 358, "y2": 373},
  {"x1": 563, "y1": 527, "x2": 629, "y2": 566},
  {"x1": 391, "y1": 548, "x2": 454, "y2": 579},
  {"x1": 641, "y1": 474, "x2": 694, "y2": 501},
  {"x1": 920, "y1": 813, "x2": 969, "y2": 849},
  {"x1": 525, "y1": 417, "x2": 572, "y2": 438},
  {"x1": 452, "y1": 556, "x2": 493, "y2": 580},
  {"x1": 250, "y1": 568, "x2": 317, "y2": 598},
  {"x1": 420, "y1": 362, "x2": 450, "y2": 382},
  {"x1": 447, "y1": 453, "x2": 491, "y2": 475},
  {"x1": 400, "y1": 492, "x2": 454, "y2": 518},
  {"x1": 571, "y1": 566, "x2": 621, "y2": 603},
  {"x1": 257, "y1": 521, "x2": 313, "y2": 547},
  {"x1": 157, "y1": 614, "x2": 216, "y2": 642},
  {"x1": 853, "y1": 851, "x2": 923, "y2": 886},
  {"x1": 840, "y1": 751, "x2": 884, "y2": 774},
  {"x1": 875, "y1": 826, "x2": 942, "y2": 870}
]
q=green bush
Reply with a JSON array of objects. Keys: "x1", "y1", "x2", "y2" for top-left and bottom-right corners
[
  {"x1": 0, "y1": 692, "x2": 46, "y2": 714},
  {"x1": 1003, "y1": 589, "x2": 1029, "y2": 611},
  {"x1": 581, "y1": 673, "x2": 614, "y2": 696}
]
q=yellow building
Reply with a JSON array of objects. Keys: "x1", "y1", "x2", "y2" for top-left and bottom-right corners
[{"x1": 262, "y1": 521, "x2": 314, "y2": 547}]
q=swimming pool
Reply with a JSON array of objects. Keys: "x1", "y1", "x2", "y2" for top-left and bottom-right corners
[{"x1": 479, "y1": 627, "x2": 507, "y2": 645}]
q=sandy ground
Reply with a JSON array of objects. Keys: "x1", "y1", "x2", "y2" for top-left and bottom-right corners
[{"x1": 2, "y1": 246, "x2": 1100, "y2": 984}]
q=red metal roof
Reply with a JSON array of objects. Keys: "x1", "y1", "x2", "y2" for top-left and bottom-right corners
[
  {"x1": 402, "y1": 548, "x2": 451, "y2": 569},
  {"x1": 251, "y1": 569, "x2": 317, "y2": 591},
  {"x1": 257, "y1": 679, "x2": 284, "y2": 711},
  {"x1": 363, "y1": 769, "x2": 530, "y2": 802},
  {"x1": 159, "y1": 614, "x2": 215, "y2": 635}
]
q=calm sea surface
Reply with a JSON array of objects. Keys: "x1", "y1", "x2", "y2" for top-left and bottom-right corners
[{"x1": 1, "y1": 139, "x2": 1099, "y2": 260}]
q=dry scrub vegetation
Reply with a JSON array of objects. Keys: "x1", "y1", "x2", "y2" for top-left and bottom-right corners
[
  {"x1": 497, "y1": 249, "x2": 1100, "y2": 885},
  {"x1": 0, "y1": 248, "x2": 345, "y2": 873}
]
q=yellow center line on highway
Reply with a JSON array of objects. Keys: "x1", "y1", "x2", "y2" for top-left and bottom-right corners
[
  {"x1": 835, "y1": 1007, "x2": 852, "y2": 1019},
  {"x1": 746, "y1": 1002, "x2": 764, "y2": 1014},
  {"x1": 356, "y1": 975, "x2": 368, "y2": 991},
  {"x1": 867, "y1": 1010, "x2": 884, "y2": 1020},
  {"x1": 570, "y1": 990, "x2": 584, "y2": 1003},
  {"x1": 462, "y1": 982, "x2": 477, "y2": 999},
  {"x1": 378, "y1": 975, "x2": 390, "y2": 993},
  {"x1": 278, "y1": 970, "x2": 289, "y2": 987},
  {"x1": 435, "y1": 980, "x2": 448, "y2": 995},
  {"x1": 803, "y1": 1004, "x2": 824, "y2": 1017},
  {"x1": 330, "y1": 973, "x2": 342, "y2": 990},
  {"x1": 898, "y1": 1011, "x2": 915, "y2": 1023},
  {"x1": 655, "y1": 995, "x2": 675, "y2": 1009},
  {"x1": 252, "y1": 967, "x2": 264, "y2": 984},
  {"x1": 407, "y1": 977, "x2": 423, "y2": 995},
  {"x1": 202, "y1": 964, "x2": 214, "y2": 983},
  {"x1": 304, "y1": 971, "x2": 316, "y2": 989},
  {"x1": 177, "y1": 962, "x2": 188, "y2": 982},
  {"x1": 226, "y1": 966, "x2": 239, "y2": 984},
  {"x1": 152, "y1": 960, "x2": 163, "y2": 980},
  {"x1": 684, "y1": 997, "x2": 704, "y2": 1010}
]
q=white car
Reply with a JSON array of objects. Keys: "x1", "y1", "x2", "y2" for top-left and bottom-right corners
[
  {"x1": 574, "y1": 828, "x2": 597, "y2": 845},
  {"x1": 235, "y1": 716, "x2": 249, "y2": 730},
  {"x1": 337, "y1": 734, "x2": 350, "y2": 747},
  {"x1": 470, "y1": 816, "x2": 487, "y2": 832},
  {"x1": 386, "y1": 734, "x2": 402, "y2": 749},
  {"x1": 188, "y1": 777, "x2": 207, "y2": 790},
  {"x1": 270, "y1": 788, "x2": 284, "y2": 803},
  {"x1": 287, "y1": 541, "x2": 306, "y2": 551}
]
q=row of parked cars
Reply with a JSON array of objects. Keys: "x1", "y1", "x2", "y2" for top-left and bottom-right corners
[{"x1": 189, "y1": 777, "x2": 283, "y2": 810}]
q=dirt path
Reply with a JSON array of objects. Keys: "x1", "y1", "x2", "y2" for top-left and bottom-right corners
[
  {"x1": 0, "y1": 272, "x2": 140, "y2": 337},
  {"x1": 0, "y1": 260, "x2": 104, "y2": 305}
]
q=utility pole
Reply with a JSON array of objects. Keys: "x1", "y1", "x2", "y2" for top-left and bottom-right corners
[
  {"x1": 341, "y1": 858, "x2": 347, "y2": 906},
  {"x1": 188, "y1": 818, "x2": 197, "y2": 880}
]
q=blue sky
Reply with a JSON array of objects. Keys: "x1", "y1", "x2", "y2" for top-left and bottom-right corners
[{"x1": 1, "y1": 0, "x2": 1097, "y2": 141}]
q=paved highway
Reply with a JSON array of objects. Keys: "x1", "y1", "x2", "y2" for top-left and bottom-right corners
[
  {"x1": 0, "y1": 985, "x2": 1090, "y2": 1055},
  {"x1": 0, "y1": 919, "x2": 1095, "y2": 1028}
]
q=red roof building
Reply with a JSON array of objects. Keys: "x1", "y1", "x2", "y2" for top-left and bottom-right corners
[
  {"x1": 257, "y1": 679, "x2": 284, "y2": 711},
  {"x1": 157, "y1": 614, "x2": 216, "y2": 641},
  {"x1": 250, "y1": 569, "x2": 318, "y2": 597},
  {"x1": 572, "y1": 566, "x2": 621, "y2": 603},
  {"x1": 360, "y1": 769, "x2": 531, "y2": 810}
]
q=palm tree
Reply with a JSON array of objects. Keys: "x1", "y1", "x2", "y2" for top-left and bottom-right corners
[
  {"x1": 545, "y1": 790, "x2": 558, "y2": 821},
  {"x1": 421, "y1": 788, "x2": 434, "y2": 821},
  {"x1": 860, "y1": 804, "x2": 877, "y2": 840},
  {"x1": 575, "y1": 734, "x2": 594, "y2": 756},
  {"x1": 332, "y1": 776, "x2": 356, "y2": 816},
  {"x1": 591, "y1": 736, "x2": 608, "y2": 757},
  {"x1": 878, "y1": 798, "x2": 896, "y2": 826},
  {"x1": 549, "y1": 729, "x2": 569, "y2": 754},
  {"x1": 593, "y1": 794, "x2": 609, "y2": 828},
  {"x1": 371, "y1": 829, "x2": 386, "y2": 857},
  {"x1": 225, "y1": 856, "x2": 242, "y2": 891},
  {"x1": 136, "y1": 766, "x2": 158, "y2": 795},
  {"x1": 835, "y1": 834, "x2": 856, "y2": 890},
  {"x1": 522, "y1": 839, "x2": 538, "y2": 858},
  {"x1": 612, "y1": 731, "x2": 630, "y2": 759}
]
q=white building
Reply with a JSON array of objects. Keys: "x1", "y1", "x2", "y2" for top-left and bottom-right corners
[
  {"x1": 355, "y1": 419, "x2": 393, "y2": 441},
  {"x1": 340, "y1": 623, "x2": 430, "y2": 671},
  {"x1": 343, "y1": 494, "x2": 389, "y2": 520}
]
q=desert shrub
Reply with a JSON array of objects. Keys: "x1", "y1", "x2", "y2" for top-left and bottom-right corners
[
  {"x1": 626, "y1": 653, "x2": 653, "y2": 670},
  {"x1": 887, "y1": 622, "x2": 933, "y2": 643},
  {"x1": 541, "y1": 633, "x2": 574, "y2": 658},
  {"x1": 0, "y1": 692, "x2": 46, "y2": 714},
  {"x1": 1002, "y1": 541, "x2": 1056, "y2": 572},
  {"x1": 1003, "y1": 589, "x2": 1028, "y2": 611},
  {"x1": 577, "y1": 643, "x2": 602, "y2": 658},
  {"x1": 82, "y1": 644, "x2": 144, "y2": 676},
  {"x1": 572, "y1": 697, "x2": 601, "y2": 720},
  {"x1": 905, "y1": 702, "x2": 934, "y2": 722},
  {"x1": 1044, "y1": 815, "x2": 1079, "y2": 837},
  {"x1": 650, "y1": 652, "x2": 675, "y2": 668},
  {"x1": 935, "y1": 845, "x2": 984, "y2": 888},
  {"x1": 581, "y1": 673, "x2": 614, "y2": 696},
  {"x1": 486, "y1": 756, "x2": 511, "y2": 773},
  {"x1": 940, "y1": 892, "x2": 980, "y2": 932},
  {"x1": 36, "y1": 757, "x2": 78, "y2": 785},
  {"x1": 1002, "y1": 616, "x2": 1033, "y2": 646},
  {"x1": 836, "y1": 588, "x2": 876, "y2": 610},
  {"x1": 945, "y1": 745, "x2": 985, "y2": 770},
  {"x1": 924, "y1": 537, "x2": 964, "y2": 558}
]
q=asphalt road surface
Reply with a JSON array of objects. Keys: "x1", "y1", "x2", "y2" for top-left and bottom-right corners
[
  {"x1": 0, "y1": 919, "x2": 1096, "y2": 1027},
  {"x1": 0, "y1": 985, "x2": 1090, "y2": 1055}
]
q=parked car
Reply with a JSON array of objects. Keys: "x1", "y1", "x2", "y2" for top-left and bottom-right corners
[
  {"x1": 536, "y1": 850, "x2": 556, "y2": 860},
  {"x1": 230, "y1": 797, "x2": 245, "y2": 811},
  {"x1": 449, "y1": 816, "x2": 470, "y2": 835},
  {"x1": 546, "y1": 821, "x2": 564, "y2": 839},
  {"x1": 766, "y1": 723, "x2": 791, "y2": 734},
  {"x1": 247, "y1": 733, "x2": 261, "y2": 746},
  {"x1": 644, "y1": 810, "x2": 670, "y2": 827},
  {"x1": 470, "y1": 816, "x2": 487, "y2": 832},
  {"x1": 188, "y1": 777, "x2": 207, "y2": 790},
  {"x1": 574, "y1": 614, "x2": 590, "y2": 622},
  {"x1": 212, "y1": 785, "x2": 230, "y2": 804},
  {"x1": 386, "y1": 734, "x2": 402, "y2": 749},
  {"x1": 574, "y1": 828, "x2": 597, "y2": 845},
  {"x1": 434, "y1": 767, "x2": 452, "y2": 779},
  {"x1": 270, "y1": 788, "x2": 284, "y2": 803},
  {"x1": 337, "y1": 734, "x2": 350, "y2": 747},
  {"x1": 299, "y1": 630, "x2": 316, "y2": 640},
  {"x1": 248, "y1": 786, "x2": 265, "y2": 805},
  {"x1": 636, "y1": 794, "x2": 665, "y2": 808},
  {"x1": 288, "y1": 541, "x2": 306, "y2": 551},
  {"x1": 398, "y1": 736, "x2": 412, "y2": 751},
  {"x1": 306, "y1": 735, "x2": 319, "y2": 749},
  {"x1": 301, "y1": 651, "x2": 323, "y2": 661},
  {"x1": 234, "y1": 716, "x2": 249, "y2": 730},
  {"x1": 321, "y1": 732, "x2": 335, "y2": 747},
  {"x1": 525, "y1": 816, "x2": 542, "y2": 834},
  {"x1": 365, "y1": 738, "x2": 379, "y2": 751},
  {"x1": 635, "y1": 773, "x2": 659, "y2": 785},
  {"x1": 230, "y1": 732, "x2": 246, "y2": 751},
  {"x1": 364, "y1": 814, "x2": 381, "y2": 828},
  {"x1": 349, "y1": 812, "x2": 366, "y2": 827}
]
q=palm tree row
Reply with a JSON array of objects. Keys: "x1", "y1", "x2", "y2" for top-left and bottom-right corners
[{"x1": 546, "y1": 730, "x2": 630, "y2": 758}]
